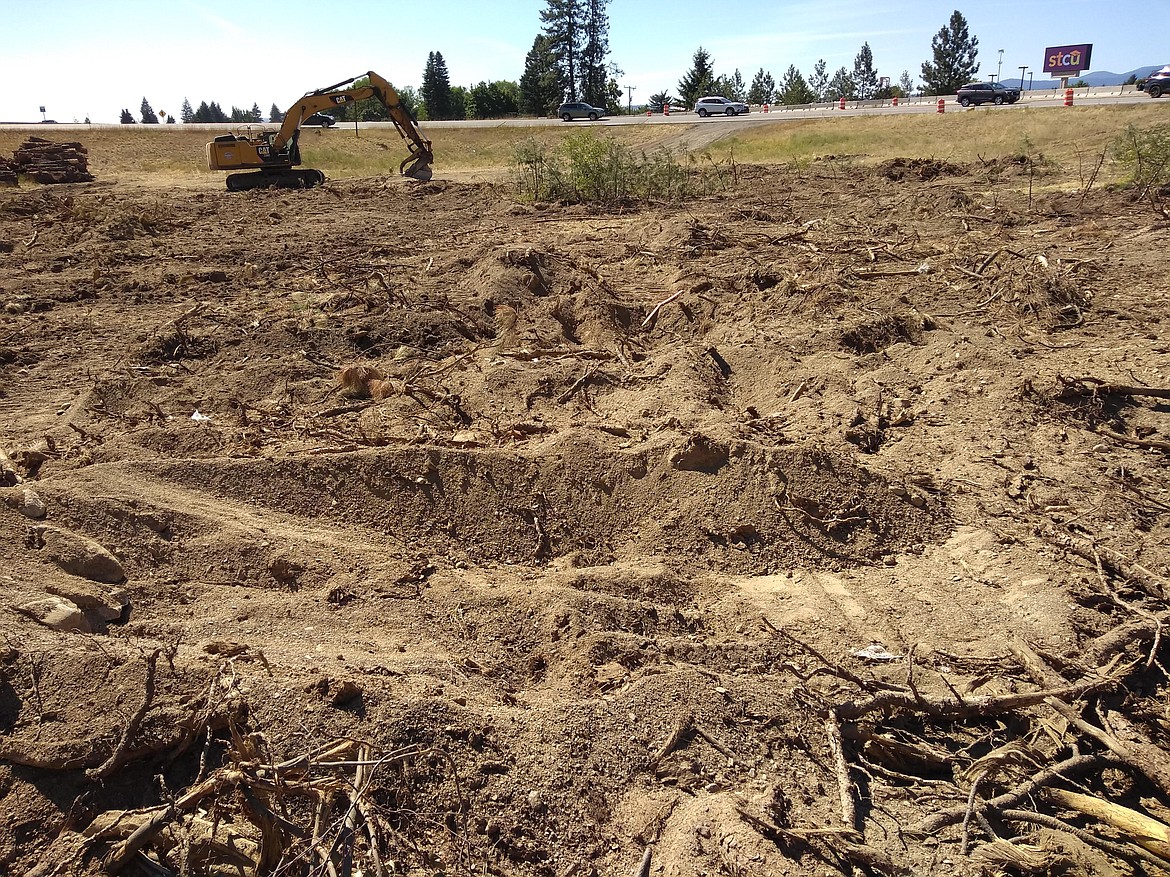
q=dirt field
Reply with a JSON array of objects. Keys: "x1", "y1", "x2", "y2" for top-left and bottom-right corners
[{"x1": 1, "y1": 121, "x2": 1169, "y2": 877}]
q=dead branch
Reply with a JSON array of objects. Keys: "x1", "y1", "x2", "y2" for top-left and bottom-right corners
[
  {"x1": 1058, "y1": 375, "x2": 1170, "y2": 402},
  {"x1": 1000, "y1": 808, "x2": 1170, "y2": 872},
  {"x1": 641, "y1": 291, "x2": 683, "y2": 328},
  {"x1": 635, "y1": 846, "x2": 653, "y2": 877},
  {"x1": 1095, "y1": 427, "x2": 1170, "y2": 453},
  {"x1": 1082, "y1": 609, "x2": 1170, "y2": 667},
  {"x1": 1045, "y1": 698, "x2": 1170, "y2": 798},
  {"x1": 87, "y1": 649, "x2": 160, "y2": 782},
  {"x1": 917, "y1": 752, "x2": 1114, "y2": 834},
  {"x1": 1045, "y1": 788, "x2": 1170, "y2": 860},
  {"x1": 834, "y1": 675, "x2": 1117, "y2": 723},
  {"x1": 825, "y1": 709, "x2": 857, "y2": 831}
]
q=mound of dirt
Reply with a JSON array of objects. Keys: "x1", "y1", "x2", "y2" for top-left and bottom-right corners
[{"x1": 1, "y1": 158, "x2": 1168, "y2": 877}]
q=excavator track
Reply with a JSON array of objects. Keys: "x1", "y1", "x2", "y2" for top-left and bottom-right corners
[{"x1": 225, "y1": 169, "x2": 326, "y2": 192}]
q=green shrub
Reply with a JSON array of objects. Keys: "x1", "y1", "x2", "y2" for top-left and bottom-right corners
[
  {"x1": 512, "y1": 130, "x2": 721, "y2": 205},
  {"x1": 1112, "y1": 123, "x2": 1170, "y2": 196}
]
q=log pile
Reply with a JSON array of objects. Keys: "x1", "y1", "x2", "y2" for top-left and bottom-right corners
[
  {"x1": 0, "y1": 157, "x2": 16, "y2": 185},
  {"x1": 11, "y1": 136, "x2": 94, "y2": 183}
]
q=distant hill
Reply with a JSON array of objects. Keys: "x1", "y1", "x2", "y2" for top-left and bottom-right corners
[{"x1": 1020, "y1": 64, "x2": 1162, "y2": 89}]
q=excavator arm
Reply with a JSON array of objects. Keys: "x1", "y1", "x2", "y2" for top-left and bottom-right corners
[
  {"x1": 275, "y1": 71, "x2": 433, "y2": 179},
  {"x1": 206, "y1": 70, "x2": 433, "y2": 189}
]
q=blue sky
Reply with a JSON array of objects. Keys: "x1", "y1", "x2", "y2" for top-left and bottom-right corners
[{"x1": 0, "y1": 0, "x2": 1162, "y2": 122}]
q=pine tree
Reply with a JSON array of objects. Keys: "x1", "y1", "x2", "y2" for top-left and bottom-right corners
[
  {"x1": 729, "y1": 69, "x2": 746, "y2": 101},
  {"x1": 209, "y1": 101, "x2": 228, "y2": 123},
  {"x1": 422, "y1": 51, "x2": 454, "y2": 120},
  {"x1": 250, "y1": 102, "x2": 263, "y2": 122},
  {"x1": 269, "y1": 103, "x2": 284, "y2": 123},
  {"x1": 180, "y1": 98, "x2": 194, "y2": 123},
  {"x1": 648, "y1": 91, "x2": 675, "y2": 112},
  {"x1": 140, "y1": 98, "x2": 159, "y2": 124},
  {"x1": 166, "y1": 115, "x2": 175, "y2": 124},
  {"x1": 748, "y1": 69, "x2": 775, "y2": 105},
  {"x1": 540, "y1": 0, "x2": 583, "y2": 101},
  {"x1": 853, "y1": 43, "x2": 879, "y2": 99},
  {"x1": 579, "y1": 0, "x2": 611, "y2": 106},
  {"x1": 920, "y1": 10, "x2": 979, "y2": 95},
  {"x1": 808, "y1": 59, "x2": 828, "y2": 102},
  {"x1": 520, "y1": 36, "x2": 562, "y2": 116},
  {"x1": 827, "y1": 67, "x2": 855, "y2": 101},
  {"x1": 120, "y1": 108, "x2": 135, "y2": 124},
  {"x1": 778, "y1": 66, "x2": 816, "y2": 105},
  {"x1": 898, "y1": 70, "x2": 915, "y2": 97},
  {"x1": 677, "y1": 47, "x2": 715, "y2": 106}
]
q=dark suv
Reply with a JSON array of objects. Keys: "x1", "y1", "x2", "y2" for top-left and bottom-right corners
[
  {"x1": 956, "y1": 82, "x2": 1022, "y2": 106},
  {"x1": 1140, "y1": 66, "x2": 1170, "y2": 98}
]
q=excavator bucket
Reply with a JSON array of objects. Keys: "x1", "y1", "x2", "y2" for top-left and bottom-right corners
[{"x1": 400, "y1": 149, "x2": 434, "y2": 181}]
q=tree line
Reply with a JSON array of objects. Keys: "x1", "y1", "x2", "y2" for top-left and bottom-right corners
[{"x1": 123, "y1": 7, "x2": 981, "y2": 124}]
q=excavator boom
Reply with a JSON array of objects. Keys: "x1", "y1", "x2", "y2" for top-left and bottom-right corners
[{"x1": 206, "y1": 71, "x2": 433, "y2": 190}]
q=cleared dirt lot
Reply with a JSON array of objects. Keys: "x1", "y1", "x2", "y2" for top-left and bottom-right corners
[{"x1": 0, "y1": 118, "x2": 1168, "y2": 877}]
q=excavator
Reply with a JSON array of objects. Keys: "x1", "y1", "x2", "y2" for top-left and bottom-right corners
[{"x1": 206, "y1": 71, "x2": 433, "y2": 191}]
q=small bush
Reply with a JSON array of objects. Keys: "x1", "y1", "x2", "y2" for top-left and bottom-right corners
[
  {"x1": 1112, "y1": 123, "x2": 1170, "y2": 196},
  {"x1": 512, "y1": 130, "x2": 720, "y2": 206}
]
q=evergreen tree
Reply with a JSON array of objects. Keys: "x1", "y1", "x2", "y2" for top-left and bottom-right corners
[
  {"x1": 579, "y1": 0, "x2": 611, "y2": 106},
  {"x1": 540, "y1": 0, "x2": 584, "y2": 101},
  {"x1": 778, "y1": 65, "x2": 816, "y2": 105},
  {"x1": 250, "y1": 102, "x2": 263, "y2": 122},
  {"x1": 920, "y1": 9, "x2": 979, "y2": 95},
  {"x1": 729, "y1": 69, "x2": 746, "y2": 101},
  {"x1": 120, "y1": 108, "x2": 135, "y2": 124},
  {"x1": 269, "y1": 103, "x2": 284, "y2": 123},
  {"x1": 448, "y1": 86, "x2": 469, "y2": 120},
  {"x1": 180, "y1": 98, "x2": 194, "y2": 123},
  {"x1": 853, "y1": 43, "x2": 879, "y2": 99},
  {"x1": 808, "y1": 59, "x2": 828, "y2": 102},
  {"x1": 208, "y1": 101, "x2": 228, "y2": 123},
  {"x1": 898, "y1": 70, "x2": 915, "y2": 97},
  {"x1": 422, "y1": 51, "x2": 455, "y2": 120},
  {"x1": 166, "y1": 115, "x2": 175, "y2": 124},
  {"x1": 827, "y1": 67, "x2": 855, "y2": 101},
  {"x1": 648, "y1": 91, "x2": 675, "y2": 112},
  {"x1": 748, "y1": 68, "x2": 775, "y2": 105},
  {"x1": 140, "y1": 98, "x2": 159, "y2": 124},
  {"x1": 520, "y1": 35, "x2": 563, "y2": 116},
  {"x1": 677, "y1": 46, "x2": 715, "y2": 106}
]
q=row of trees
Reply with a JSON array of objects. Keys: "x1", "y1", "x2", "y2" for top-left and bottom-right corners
[
  {"x1": 662, "y1": 12, "x2": 977, "y2": 109},
  {"x1": 121, "y1": 8, "x2": 980, "y2": 124}
]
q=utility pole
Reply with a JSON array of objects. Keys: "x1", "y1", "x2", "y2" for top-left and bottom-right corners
[
  {"x1": 997, "y1": 49, "x2": 1003, "y2": 83},
  {"x1": 625, "y1": 85, "x2": 636, "y2": 116}
]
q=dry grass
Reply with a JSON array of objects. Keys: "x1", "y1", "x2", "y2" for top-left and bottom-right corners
[{"x1": 0, "y1": 104, "x2": 1165, "y2": 187}]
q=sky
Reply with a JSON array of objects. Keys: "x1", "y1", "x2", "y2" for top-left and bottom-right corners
[{"x1": 0, "y1": 0, "x2": 1163, "y2": 123}]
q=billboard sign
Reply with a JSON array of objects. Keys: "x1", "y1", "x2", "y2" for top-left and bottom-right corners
[{"x1": 1043, "y1": 44, "x2": 1092, "y2": 76}]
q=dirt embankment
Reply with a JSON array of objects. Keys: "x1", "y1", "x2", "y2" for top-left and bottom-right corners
[{"x1": 0, "y1": 156, "x2": 1168, "y2": 877}]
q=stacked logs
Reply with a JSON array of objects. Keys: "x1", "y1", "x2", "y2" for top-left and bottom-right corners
[{"x1": 10, "y1": 137, "x2": 94, "y2": 183}]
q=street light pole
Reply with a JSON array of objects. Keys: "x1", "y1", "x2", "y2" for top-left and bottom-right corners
[
  {"x1": 625, "y1": 85, "x2": 636, "y2": 116},
  {"x1": 997, "y1": 49, "x2": 1003, "y2": 83},
  {"x1": 1019, "y1": 66, "x2": 1029, "y2": 91}
]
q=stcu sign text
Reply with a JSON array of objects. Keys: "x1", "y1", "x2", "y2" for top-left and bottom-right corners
[{"x1": 1043, "y1": 44, "x2": 1092, "y2": 77}]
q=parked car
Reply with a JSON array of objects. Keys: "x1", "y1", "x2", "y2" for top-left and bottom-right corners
[
  {"x1": 302, "y1": 113, "x2": 336, "y2": 127},
  {"x1": 557, "y1": 102, "x2": 605, "y2": 121},
  {"x1": 955, "y1": 82, "x2": 1021, "y2": 107},
  {"x1": 1139, "y1": 65, "x2": 1170, "y2": 97},
  {"x1": 693, "y1": 96, "x2": 749, "y2": 117}
]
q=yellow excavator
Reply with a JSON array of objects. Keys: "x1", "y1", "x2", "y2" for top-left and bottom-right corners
[{"x1": 206, "y1": 71, "x2": 433, "y2": 191}]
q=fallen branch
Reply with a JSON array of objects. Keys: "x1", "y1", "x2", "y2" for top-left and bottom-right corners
[
  {"x1": 1000, "y1": 808, "x2": 1170, "y2": 872},
  {"x1": 825, "y1": 709, "x2": 857, "y2": 831},
  {"x1": 87, "y1": 650, "x2": 160, "y2": 782},
  {"x1": 641, "y1": 291, "x2": 683, "y2": 328},
  {"x1": 1095, "y1": 427, "x2": 1170, "y2": 453},
  {"x1": 1045, "y1": 788, "x2": 1170, "y2": 860},
  {"x1": 1058, "y1": 376, "x2": 1170, "y2": 402}
]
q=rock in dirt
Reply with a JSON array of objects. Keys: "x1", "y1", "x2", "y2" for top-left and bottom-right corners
[
  {"x1": 1, "y1": 485, "x2": 46, "y2": 518},
  {"x1": 28, "y1": 526, "x2": 125, "y2": 583},
  {"x1": 330, "y1": 679, "x2": 363, "y2": 707},
  {"x1": 15, "y1": 595, "x2": 87, "y2": 632},
  {"x1": 45, "y1": 581, "x2": 129, "y2": 623}
]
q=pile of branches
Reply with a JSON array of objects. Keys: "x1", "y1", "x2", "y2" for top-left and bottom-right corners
[
  {"x1": 0, "y1": 156, "x2": 16, "y2": 185},
  {"x1": 755, "y1": 603, "x2": 1170, "y2": 875},
  {"x1": 11, "y1": 136, "x2": 94, "y2": 183}
]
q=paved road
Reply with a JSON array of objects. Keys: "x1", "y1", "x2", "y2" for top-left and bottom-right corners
[{"x1": 0, "y1": 89, "x2": 1154, "y2": 132}]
